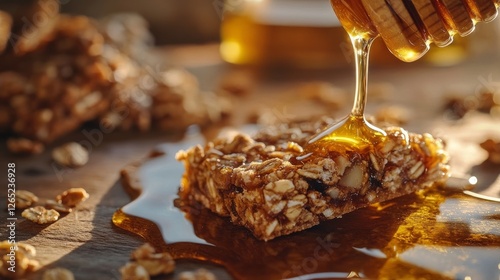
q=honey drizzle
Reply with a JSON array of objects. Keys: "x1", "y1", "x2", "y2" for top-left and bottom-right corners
[{"x1": 299, "y1": 34, "x2": 386, "y2": 159}]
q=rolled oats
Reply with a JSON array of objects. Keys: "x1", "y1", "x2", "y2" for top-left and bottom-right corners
[
  {"x1": 0, "y1": 241, "x2": 36, "y2": 258},
  {"x1": 22, "y1": 206, "x2": 60, "y2": 224},
  {"x1": 52, "y1": 142, "x2": 89, "y2": 168},
  {"x1": 15, "y1": 190, "x2": 39, "y2": 209},
  {"x1": 42, "y1": 268, "x2": 75, "y2": 280},
  {"x1": 56, "y1": 188, "x2": 89, "y2": 207}
]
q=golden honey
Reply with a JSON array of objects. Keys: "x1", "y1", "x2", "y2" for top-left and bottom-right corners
[{"x1": 302, "y1": 0, "x2": 499, "y2": 155}]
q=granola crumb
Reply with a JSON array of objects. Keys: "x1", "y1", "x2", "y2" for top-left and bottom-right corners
[
  {"x1": 120, "y1": 262, "x2": 150, "y2": 280},
  {"x1": 22, "y1": 206, "x2": 60, "y2": 224},
  {"x1": 42, "y1": 268, "x2": 75, "y2": 280},
  {"x1": 0, "y1": 241, "x2": 39, "y2": 278},
  {"x1": 127, "y1": 243, "x2": 175, "y2": 276},
  {"x1": 52, "y1": 142, "x2": 89, "y2": 168},
  {"x1": 56, "y1": 188, "x2": 89, "y2": 207}
]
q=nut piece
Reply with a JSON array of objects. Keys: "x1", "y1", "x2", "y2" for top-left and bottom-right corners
[
  {"x1": 178, "y1": 268, "x2": 217, "y2": 280},
  {"x1": 52, "y1": 142, "x2": 89, "y2": 168},
  {"x1": 0, "y1": 241, "x2": 36, "y2": 258},
  {"x1": 0, "y1": 241, "x2": 39, "y2": 278},
  {"x1": 56, "y1": 188, "x2": 89, "y2": 207},
  {"x1": 45, "y1": 200, "x2": 73, "y2": 213},
  {"x1": 135, "y1": 253, "x2": 175, "y2": 276},
  {"x1": 130, "y1": 243, "x2": 155, "y2": 260},
  {"x1": 120, "y1": 262, "x2": 150, "y2": 280},
  {"x1": 15, "y1": 190, "x2": 39, "y2": 209},
  {"x1": 22, "y1": 206, "x2": 60, "y2": 224},
  {"x1": 7, "y1": 138, "x2": 45, "y2": 155},
  {"x1": 42, "y1": 268, "x2": 75, "y2": 280},
  {"x1": 130, "y1": 243, "x2": 175, "y2": 276}
]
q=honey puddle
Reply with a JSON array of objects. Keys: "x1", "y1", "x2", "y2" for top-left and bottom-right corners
[{"x1": 113, "y1": 129, "x2": 500, "y2": 280}]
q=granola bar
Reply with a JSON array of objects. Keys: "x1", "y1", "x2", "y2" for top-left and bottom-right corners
[
  {"x1": 176, "y1": 117, "x2": 450, "y2": 241},
  {"x1": 0, "y1": 11, "x2": 230, "y2": 153}
]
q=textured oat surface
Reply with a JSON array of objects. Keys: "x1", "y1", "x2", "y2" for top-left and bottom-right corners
[{"x1": 177, "y1": 117, "x2": 451, "y2": 240}]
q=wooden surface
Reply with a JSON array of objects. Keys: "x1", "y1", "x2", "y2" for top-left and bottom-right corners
[{"x1": 1, "y1": 45, "x2": 500, "y2": 279}]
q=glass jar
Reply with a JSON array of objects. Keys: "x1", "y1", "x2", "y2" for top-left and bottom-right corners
[{"x1": 220, "y1": 0, "x2": 359, "y2": 69}]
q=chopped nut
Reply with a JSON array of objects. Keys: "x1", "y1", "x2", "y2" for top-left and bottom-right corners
[
  {"x1": 339, "y1": 165, "x2": 365, "y2": 189},
  {"x1": 15, "y1": 190, "x2": 39, "y2": 209},
  {"x1": 7, "y1": 138, "x2": 45, "y2": 155},
  {"x1": 178, "y1": 268, "x2": 217, "y2": 280},
  {"x1": 56, "y1": 188, "x2": 89, "y2": 207},
  {"x1": 45, "y1": 200, "x2": 73, "y2": 213},
  {"x1": 52, "y1": 142, "x2": 89, "y2": 168},
  {"x1": 120, "y1": 262, "x2": 150, "y2": 280},
  {"x1": 22, "y1": 206, "x2": 60, "y2": 224},
  {"x1": 130, "y1": 243, "x2": 156, "y2": 260},
  {"x1": 480, "y1": 139, "x2": 500, "y2": 164},
  {"x1": 136, "y1": 253, "x2": 175, "y2": 276},
  {"x1": 128, "y1": 243, "x2": 175, "y2": 277},
  {"x1": 42, "y1": 268, "x2": 75, "y2": 280},
  {"x1": 1, "y1": 250, "x2": 29, "y2": 278},
  {"x1": 0, "y1": 241, "x2": 38, "y2": 278},
  {"x1": 0, "y1": 241, "x2": 36, "y2": 258}
]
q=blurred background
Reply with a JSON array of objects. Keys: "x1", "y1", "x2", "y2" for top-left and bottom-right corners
[{"x1": 59, "y1": 0, "x2": 500, "y2": 69}]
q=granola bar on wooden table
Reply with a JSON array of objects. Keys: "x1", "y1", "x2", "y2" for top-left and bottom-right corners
[{"x1": 176, "y1": 117, "x2": 450, "y2": 241}]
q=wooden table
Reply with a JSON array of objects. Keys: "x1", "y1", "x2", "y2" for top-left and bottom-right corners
[{"x1": 1, "y1": 45, "x2": 499, "y2": 279}]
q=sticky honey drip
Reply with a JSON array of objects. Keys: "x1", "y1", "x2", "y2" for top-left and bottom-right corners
[{"x1": 300, "y1": 33, "x2": 386, "y2": 159}]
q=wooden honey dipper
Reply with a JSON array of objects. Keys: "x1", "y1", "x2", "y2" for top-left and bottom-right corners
[{"x1": 331, "y1": 0, "x2": 499, "y2": 62}]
